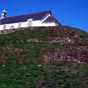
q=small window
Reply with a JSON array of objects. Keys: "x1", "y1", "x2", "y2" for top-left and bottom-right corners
[{"x1": 10, "y1": 26, "x2": 14, "y2": 29}]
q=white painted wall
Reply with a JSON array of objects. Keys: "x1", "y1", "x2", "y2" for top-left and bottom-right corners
[
  {"x1": 0, "y1": 25, "x2": 3, "y2": 30},
  {"x1": 31, "y1": 20, "x2": 42, "y2": 26},
  {"x1": 31, "y1": 20, "x2": 57, "y2": 27},
  {"x1": 21, "y1": 22, "x2": 28, "y2": 27},
  {"x1": 41, "y1": 22, "x2": 58, "y2": 26},
  {"x1": 0, "y1": 22, "x2": 28, "y2": 30},
  {"x1": 6, "y1": 23, "x2": 18, "y2": 29},
  {"x1": 0, "y1": 20, "x2": 58, "y2": 30}
]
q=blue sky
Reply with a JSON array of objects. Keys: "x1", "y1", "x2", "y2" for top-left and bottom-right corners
[{"x1": 0, "y1": 0, "x2": 88, "y2": 31}]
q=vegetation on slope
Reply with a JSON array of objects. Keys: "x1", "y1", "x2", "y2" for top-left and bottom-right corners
[{"x1": 0, "y1": 26, "x2": 88, "y2": 88}]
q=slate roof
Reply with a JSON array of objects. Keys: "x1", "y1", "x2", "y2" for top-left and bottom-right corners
[
  {"x1": 0, "y1": 11, "x2": 51, "y2": 25},
  {"x1": 43, "y1": 16, "x2": 60, "y2": 25}
]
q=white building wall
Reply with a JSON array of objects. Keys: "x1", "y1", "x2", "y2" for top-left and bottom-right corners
[
  {"x1": 31, "y1": 20, "x2": 42, "y2": 26},
  {"x1": 41, "y1": 22, "x2": 57, "y2": 26},
  {"x1": 20, "y1": 22, "x2": 27, "y2": 27},
  {"x1": 6, "y1": 22, "x2": 28, "y2": 29},
  {"x1": 31, "y1": 20, "x2": 57, "y2": 26},
  {"x1": 0, "y1": 25, "x2": 3, "y2": 30},
  {"x1": 0, "y1": 22, "x2": 28, "y2": 30},
  {"x1": 6, "y1": 23, "x2": 18, "y2": 29},
  {"x1": 0, "y1": 20, "x2": 57, "y2": 30}
]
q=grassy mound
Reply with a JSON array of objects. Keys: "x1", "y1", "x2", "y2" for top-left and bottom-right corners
[{"x1": 0, "y1": 26, "x2": 88, "y2": 88}]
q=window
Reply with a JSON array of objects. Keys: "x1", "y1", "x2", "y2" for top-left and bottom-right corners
[{"x1": 10, "y1": 26, "x2": 14, "y2": 29}]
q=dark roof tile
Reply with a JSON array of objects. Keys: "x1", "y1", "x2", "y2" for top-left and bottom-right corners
[
  {"x1": 0, "y1": 11, "x2": 51, "y2": 25},
  {"x1": 43, "y1": 16, "x2": 61, "y2": 25}
]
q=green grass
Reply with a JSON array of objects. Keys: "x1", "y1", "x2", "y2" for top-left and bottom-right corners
[
  {"x1": 0, "y1": 60, "x2": 88, "y2": 88},
  {"x1": 0, "y1": 27, "x2": 88, "y2": 88}
]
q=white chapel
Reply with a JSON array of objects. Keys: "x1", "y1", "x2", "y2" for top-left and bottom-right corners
[{"x1": 0, "y1": 9, "x2": 60, "y2": 30}]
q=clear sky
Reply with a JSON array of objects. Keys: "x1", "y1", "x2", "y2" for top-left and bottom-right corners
[{"x1": 0, "y1": 0, "x2": 88, "y2": 31}]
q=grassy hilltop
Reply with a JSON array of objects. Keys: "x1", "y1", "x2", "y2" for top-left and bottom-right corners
[{"x1": 0, "y1": 26, "x2": 88, "y2": 88}]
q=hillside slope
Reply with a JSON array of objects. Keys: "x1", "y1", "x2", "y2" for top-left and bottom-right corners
[{"x1": 0, "y1": 26, "x2": 88, "y2": 88}]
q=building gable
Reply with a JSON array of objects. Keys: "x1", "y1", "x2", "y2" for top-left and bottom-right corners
[{"x1": 43, "y1": 16, "x2": 61, "y2": 25}]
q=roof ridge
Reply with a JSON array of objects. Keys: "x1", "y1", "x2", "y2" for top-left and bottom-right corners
[{"x1": 3, "y1": 10, "x2": 51, "y2": 19}]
